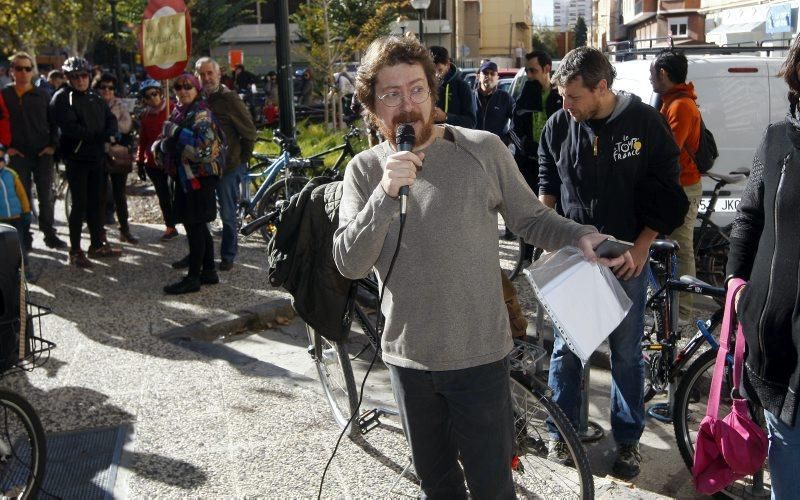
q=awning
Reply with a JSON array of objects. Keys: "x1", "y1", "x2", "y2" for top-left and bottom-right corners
[{"x1": 707, "y1": 21, "x2": 765, "y2": 36}]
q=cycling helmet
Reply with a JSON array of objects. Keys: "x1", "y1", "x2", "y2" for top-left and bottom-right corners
[
  {"x1": 139, "y1": 78, "x2": 162, "y2": 92},
  {"x1": 61, "y1": 57, "x2": 91, "y2": 75}
]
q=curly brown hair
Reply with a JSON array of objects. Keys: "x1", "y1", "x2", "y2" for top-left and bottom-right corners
[
  {"x1": 354, "y1": 36, "x2": 438, "y2": 126},
  {"x1": 780, "y1": 35, "x2": 800, "y2": 113}
]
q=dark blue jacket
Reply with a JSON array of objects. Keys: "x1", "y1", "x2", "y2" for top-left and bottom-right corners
[
  {"x1": 435, "y1": 64, "x2": 476, "y2": 129},
  {"x1": 473, "y1": 88, "x2": 514, "y2": 142}
]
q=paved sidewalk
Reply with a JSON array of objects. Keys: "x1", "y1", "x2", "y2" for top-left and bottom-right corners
[{"x1": 1, "y1": 214, "x2": 703, "y2": 498}]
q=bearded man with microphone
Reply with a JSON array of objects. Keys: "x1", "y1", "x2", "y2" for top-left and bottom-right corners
[{"x1": 333, "y1": 35, "x2": 630, "y2": 498}]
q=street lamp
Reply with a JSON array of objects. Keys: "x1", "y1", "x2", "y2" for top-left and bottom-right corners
[
  {"x1": 397, "y1": 15, "x2": 409, "y2": 36},
  {"x1": 409, "y1": 0, "x2": 431, "y2": 44},
  {"x1": 107, "y1": 0, "x2": 124, "y2": 93}
]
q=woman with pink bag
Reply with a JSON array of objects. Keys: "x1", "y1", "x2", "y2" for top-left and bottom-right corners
[{"x1": 726, "y1": 35, "x2": 800, "y2": 500}]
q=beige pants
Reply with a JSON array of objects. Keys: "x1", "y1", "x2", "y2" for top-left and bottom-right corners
[{"x1": 668, "y1": 181, "x2": 703, "y2": 320}]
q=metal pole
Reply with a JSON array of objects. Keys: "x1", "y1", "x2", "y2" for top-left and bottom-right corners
[
  {"x1": 418, "y1": 9, "x2": 424, "y2": 44},
  {"x1": 110, "y1": 0, "x2": 124, "y2": 94},
  {"x1": 275, "y1": 0, "x2": 296, "y2": 146}
]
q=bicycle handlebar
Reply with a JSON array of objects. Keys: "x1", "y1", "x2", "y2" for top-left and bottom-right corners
[{"x1": 239, "y1": 201, "x2": 287, "y2": 236}]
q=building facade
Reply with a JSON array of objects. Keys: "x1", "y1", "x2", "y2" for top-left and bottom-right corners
[
  {"x1": 554, "y1": 0, "x2": 594, "y2": 30},
  {"x1": 702, "y1": 0, "x2": 798, "y2": 47}
]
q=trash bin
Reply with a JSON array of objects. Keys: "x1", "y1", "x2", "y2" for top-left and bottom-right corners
[{"x1": 0, "y1": 223, "x2": 22, "y2": 371}]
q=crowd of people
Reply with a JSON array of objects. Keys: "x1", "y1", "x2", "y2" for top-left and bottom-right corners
[{"x1": 1, "y1": 32, "x2": 798, "y2": 498}]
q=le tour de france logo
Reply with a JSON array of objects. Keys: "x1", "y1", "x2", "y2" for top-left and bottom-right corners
[{"x1": 613, "y1": 135, "x2": 643, "y2": 161}]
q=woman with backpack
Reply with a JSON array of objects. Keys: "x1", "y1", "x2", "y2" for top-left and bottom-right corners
[
  {"x1": 726, "y1": 36, "x2": 800, "y2": 499},
  {"x1": 153, "y1": 73, "x2": 224, "y2": 294}
]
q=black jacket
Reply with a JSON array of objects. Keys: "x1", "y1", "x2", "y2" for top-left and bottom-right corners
[
  {"x1": 435, "y1": 64, "x2": 476, "y2": 129},
  {"x1": 727, "y1": 113, "x2": 800, "y2": 427},
  {"x1": 473, "y1": 88, "x2": 514, "y2": 141},
  {"x1": 267, "y1": 177, "x2": 354, "y2": 340},
  {"x1": 538, "y1": 92, "x2": 687, "y2": 241},
  {"x1": 1, "y1": 85, "x2": 58, "y2": 154},
  {"x1": 51, "y1": 86, "x2": 117, "y2": 164},
  {"x1": 512, "y1": 80, "x2": 562, "y2": 158}
]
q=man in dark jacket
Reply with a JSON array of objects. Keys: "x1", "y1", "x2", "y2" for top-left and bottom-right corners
[
  {"x1": 429, "y1": 46, "x2": 476, "y2": 128},
  {"x1": 2, "y1": 52, "x2": 65, "y2": 250},
  {"x1": 511, "y1": 50, "x2": 562, "y2": 190},
  {"x1": 51, "y1": 57, "x2": 120, "y2": 268},
  {"x1": 538, "y1": 47, "x2": 687, "y2": 479},
  {"x1": 472, "y1": 60, "x2": 513, "y2": 141},
  {"x1": 195, "y1": 57, "x2": 257, "y2": 271}
]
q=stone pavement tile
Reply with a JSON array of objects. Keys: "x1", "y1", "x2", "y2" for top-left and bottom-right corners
[
  {"x1": 24, "y1": 386, "x2": 141, "y2": 435},
  {"x1": 61, "y1": 342, "x2": 157, "y2": 396},
  {"x1": 141, "y1": 358, "x2": 223, "y2": 396},
  {"x1": 126, "y1": 448, "x2": 237, "y2": 497},
  {"x1": 135, "y1": 386, "x2": 227, "y2": 456}
]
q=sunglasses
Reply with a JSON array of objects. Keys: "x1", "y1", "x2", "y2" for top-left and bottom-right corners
[
  {"x1": 99, "y1": 85, "x2": 115, "y2": 90},
  {"x1": 143, "y1": 91, "x2": 160, "y2": 99},
  {"x1": 13, "y1": 66, "x2": 33, "y2": 72},
  {"x1": 173, "y1": 83, "x2": 195, "y2": 91}
]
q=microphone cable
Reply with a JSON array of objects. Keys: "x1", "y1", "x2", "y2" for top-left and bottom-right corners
[{"x1": 317, "y1": 201, "x2": 408, "y2": 500}]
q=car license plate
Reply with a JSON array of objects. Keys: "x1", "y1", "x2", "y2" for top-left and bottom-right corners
[{"x1": 699, "y1": 197, "x2": 740, "y2": 214}]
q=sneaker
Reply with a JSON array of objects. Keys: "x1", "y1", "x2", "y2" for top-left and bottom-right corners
[
  {"x1": 120, "y1": 230, "x2": 139, "y2": 244},
  {"x1": 163, "y1": 276, "x2": 201, "y2": 295},
  {"x1": 87, "y1": 243, "x2": 122, "y2": 258},
  {"x1": 200, "y1": 269, "x2": 219, "y2": 285},
  {"x1": 160, "y1": 227, "x2": 179, "y2": 241},
  {"x1": 171, "y1": 255, "x2": 190, "y2": 269},
  {"x1": 612, "y1": 442, "x2": 642, "y2": 479},
  {"x1": 547, "y1": 440, "x2": 574, "y2": 467},
  {"x1": 44, "y1": 235, "x2": 68, "y2": 249},
  {"x1": 218, "y1": 258, "x2": 234, "y2": 271},
  {"x1": 502, "y1": 228, "x2": 516, "y2": 241},
  {"x1": 69, "y1": 250, "x2": 93, "y2": 268}
]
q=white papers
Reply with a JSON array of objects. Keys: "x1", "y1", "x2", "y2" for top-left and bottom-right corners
[{"x1": 526, "y1": 248, "x2": 632, "y2": 362}]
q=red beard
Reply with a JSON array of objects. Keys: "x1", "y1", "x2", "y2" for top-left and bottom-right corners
[{"x1": 379, "y1": 109, "x2": 434, "y2": 149}]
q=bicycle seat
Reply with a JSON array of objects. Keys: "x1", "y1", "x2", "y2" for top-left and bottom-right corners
[
  {"x1": 730, "y1": 167, "x2": 751, "y2": 177},
  {"x1": 650, "y1": 239, "x2": 679, "y2": 253},
  {"x1": 706, "y1": 172, "x2": 745, "y2": 185},
  {"x1": 679, "y1": 275, "x2": 712, "y2": 288}
]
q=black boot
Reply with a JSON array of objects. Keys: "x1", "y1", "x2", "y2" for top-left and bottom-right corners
[
  {"x1": 171, "y1": 255, "x2": 191, "y2": 269},
  {"x1": 163, "y1": 275, "x2": 201, "y2": 294},
  {"x1": 200, "y1": 268, "x2": 219, "y2": 285}
]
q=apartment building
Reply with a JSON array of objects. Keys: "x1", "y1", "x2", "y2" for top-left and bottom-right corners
[
  {"x1": 616, "y1": 0, "x2": 705, "y2": 46},
  {"x1": 554, "y1": 0, "x2": 593, "y2": 30},
  {"x1": 702, "y1": 0, "x2": 797, "y2": 47}
]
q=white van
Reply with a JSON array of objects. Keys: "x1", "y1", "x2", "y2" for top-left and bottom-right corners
[{"x1": 611, "y1": 55, "x2": 790, "y2": 224}]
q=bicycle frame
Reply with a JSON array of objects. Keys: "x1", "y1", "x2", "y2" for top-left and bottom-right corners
[{"x1": 242, "y1": 150, "x2": 292, "y2": 214}]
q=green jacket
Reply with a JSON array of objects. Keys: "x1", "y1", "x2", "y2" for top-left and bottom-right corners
[{"x1": 205, "y1": 85, "x2": 256, "y2": 173}]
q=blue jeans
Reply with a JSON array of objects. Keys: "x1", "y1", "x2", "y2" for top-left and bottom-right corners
[
  {"x1": 547, "y1": 271, "x2": 647, "y2": 444},
  {"x1": 216, "y1": 164, "x2": 244, "y2": 262},
  {"x1": 387, "y1": 358, "x2": 516, "y2": 499},
  {"x1": 764, "y1": 410, "x2": 800, "y2": 500}
]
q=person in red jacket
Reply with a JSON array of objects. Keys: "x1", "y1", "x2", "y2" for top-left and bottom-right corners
[
  {"x1": 651, "y1": 49, "x2": 702, "y2": 321},
  {"x1": 0, "y1": 92, "x2": 10, "y2": 147},
  {"x1": 135, "y1": 79, "x2": 177, "y2": 241}
]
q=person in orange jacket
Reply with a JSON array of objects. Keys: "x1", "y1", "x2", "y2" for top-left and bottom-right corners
[{"x1": 650, "y1": 49, "x2": 702, "y2": 321}]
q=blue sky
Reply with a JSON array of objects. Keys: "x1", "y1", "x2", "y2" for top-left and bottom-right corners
[{"x1": 532, "y1": 0, "x2": 554, "y2": 26}]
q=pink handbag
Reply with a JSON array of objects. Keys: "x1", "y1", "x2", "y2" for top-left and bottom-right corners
[{"x1": 692, "y1": 278, "x2": 769, "y2": 495}]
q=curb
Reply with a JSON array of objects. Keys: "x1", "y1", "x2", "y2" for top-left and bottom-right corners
[{"x1": 158, "y1": 299, "x2": 297, "y2": 343}]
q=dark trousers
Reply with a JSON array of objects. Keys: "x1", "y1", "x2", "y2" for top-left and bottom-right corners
[
  {"x1": 145, "y1": 167, "x2": 175, "y2": 228},
  {"x1": 387, "y1": 357, "x2": 516, "y2": 500},
  {"x1": 102, "y1": 172, "x2": 130, "y2": 232},
  {"x1": 184, "y1": 222, "x2": 214, "y2": 277},
  {"x1": 65, "y1": 161, "x2": 105, "y2": 251},
  {"x1": 9, "y1": 153, "x2": 57, "y2": 246}
]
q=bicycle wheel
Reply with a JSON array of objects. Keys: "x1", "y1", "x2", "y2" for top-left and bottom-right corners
[
  {"x1": 255, "y1": 176, "x2": 308, "y2": 243},
  {"x1": 673, "y1": 349, "x2": 771, "y2": 498},
  {"x1": 306, "y1": 325, "x2": 359, "y2": 437},
  {"x1": 498, "y1": 215, "x2": 526, "y2": 280},
  {"x1": 509, "y1": 376, "x2": 594, "y2": 499},
  {"x1": 0, "y1": 390, "x2": 46, "y2": 499},
  {"x1": 694, "y1": 228, "x2": 729, "y2": 289}
]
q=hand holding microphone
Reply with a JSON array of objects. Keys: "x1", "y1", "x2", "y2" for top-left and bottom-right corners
[{"x1": 380, "y1": 124, "x2": 424, "y2": 212}]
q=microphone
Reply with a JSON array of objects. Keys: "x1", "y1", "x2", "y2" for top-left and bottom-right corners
[{"x1": 395, "y1": 124, "x2": 415, "y2": 217}]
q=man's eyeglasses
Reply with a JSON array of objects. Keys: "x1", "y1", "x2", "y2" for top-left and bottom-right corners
[
  {"x1": 173, "y1": 83, "x2": 195, "y2": 91},
  {"x1": 377, "y1": 86, "x2": 430, "y2": 107},
  {"x1": 143, "y1": 91, "x2": 160, "y2": 99},
  {"x1": 99, "y1": 85, "x2": 115, "y2": 91},
  {"x1": 69, "y1": 73, "x2": 90, "y2": 80},
  {"x1": 13, "y1": 66, "x2": 33, "y2": 73}
]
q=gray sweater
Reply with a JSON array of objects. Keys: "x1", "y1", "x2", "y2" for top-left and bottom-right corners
[{"x1": 333, "y1": 126, "x2": 596, "y2": 370}]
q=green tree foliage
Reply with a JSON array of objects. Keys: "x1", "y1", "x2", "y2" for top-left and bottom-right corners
[
  {"x1": 187, "y1": 0, "x2": 254, "y2": 57},
  {"x1": 574, "y1": 16, "x2": 588, "y2": 48},
  {"x1": 531, "y1": 29, "x2": 558, "y2": 58}
]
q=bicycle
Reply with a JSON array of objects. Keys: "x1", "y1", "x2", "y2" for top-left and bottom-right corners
[
  {"x1": 0, "y1": 226, "x2": 56, "y2": 499},
  {"x1": 306, "y1": 273, "x2": 594, "y2": 498},
  {"x1": 693, "y1": 168, "x2": 749, "y2": 288},
  {"x1": 240, "y1": 124, "x2": 363, "y2": 243}
]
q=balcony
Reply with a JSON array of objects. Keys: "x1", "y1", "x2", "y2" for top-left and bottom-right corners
[{"x1": 621, "y1": 0, "x2": 656, "y2": 26}]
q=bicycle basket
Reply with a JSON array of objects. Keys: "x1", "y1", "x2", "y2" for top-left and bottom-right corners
[{"x1": 0, "y1": 302, "x2": 55, "y2": 374}]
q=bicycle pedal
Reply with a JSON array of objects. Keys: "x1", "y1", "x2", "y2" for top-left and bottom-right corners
[{"x1": 357, "y1": 408, "x2": 382, "y2": 435}]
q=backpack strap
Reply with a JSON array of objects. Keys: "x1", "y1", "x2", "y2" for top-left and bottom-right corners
[{"x1": 671, "y1": 91, "x2": 701, "y2": 163}]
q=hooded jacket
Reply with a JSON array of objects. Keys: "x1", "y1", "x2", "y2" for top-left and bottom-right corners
[
  {"x1": 435, "y1": 64, "x2": 476, "y2": 129},
  {"x1": 659, "y1": 83, "x2": 701, "y2": 186},
  {"x1": 538, "y1": 91, "x2": 688, "y2": 241},
  {"x1": 726, "y1": 109, "x2": 800, "y2": 427}
]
